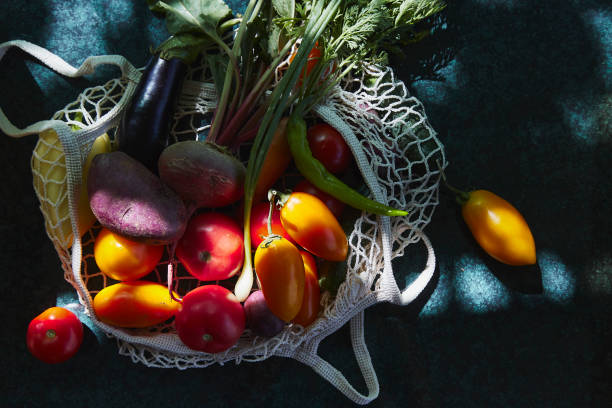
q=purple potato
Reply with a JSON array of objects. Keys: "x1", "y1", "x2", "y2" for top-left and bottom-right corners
[
  {"x1": 244, "y1": 290, "x2": 285, "y2": 337},
  {"x1": 88, "y1": 151, "x2": 188, "y2": 244}
]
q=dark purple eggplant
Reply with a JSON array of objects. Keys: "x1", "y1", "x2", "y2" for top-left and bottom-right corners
[{"x1": 118, "y1": 56, "x2": 187, "y2": 174}]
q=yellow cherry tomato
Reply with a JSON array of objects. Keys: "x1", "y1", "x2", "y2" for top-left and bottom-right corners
[
  {"x1": 461, "y1": 190, "x2": 536, "y2": 266},
  {"x1": 94, "y1": 228, "x2": 164, "y2": 281},
  {"x1": 254, "y1": 236, "x2": 305, "y2": 322}
]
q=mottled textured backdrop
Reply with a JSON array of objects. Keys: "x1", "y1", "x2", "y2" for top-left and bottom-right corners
[{"x1": 1, "y1": 1, "x2": 610, "y2": 407}]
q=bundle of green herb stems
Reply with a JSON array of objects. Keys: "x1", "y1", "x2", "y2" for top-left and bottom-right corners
[
  {"x1": 234, "y1": 0, "x2": 447, "y2": 300},
  {"x1": 147, "y1": 0, "x2": 447, "y2": 300},
  {"x1": 234, "y1": 0, "x2": 343, "y2": 301}
]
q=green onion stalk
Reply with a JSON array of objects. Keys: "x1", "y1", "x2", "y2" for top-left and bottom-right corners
[{"x1": 234, "y1": 0, "x2": 343, "y2": 301}]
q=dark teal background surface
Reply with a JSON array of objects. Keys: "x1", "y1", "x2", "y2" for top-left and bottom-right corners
[{"x1": 1, "y1": 1, "x2": 611, "y2": 407}]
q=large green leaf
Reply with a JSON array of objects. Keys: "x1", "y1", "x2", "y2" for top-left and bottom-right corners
[
  {"x1": 148, "y1": 0, "x2": 233, "y2": 48},
  {"x1": 272, "y1": 0, "x2": 294, "y2": 19}
]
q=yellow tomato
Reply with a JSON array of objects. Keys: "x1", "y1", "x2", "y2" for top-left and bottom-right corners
[
  {"x1": 254, "y1": 236, "x2": 305, "y2": 322},
  {"x1": 94, "y1": 228, "x2": 164, "y2": 281},
  {"x1": 93, "y1": 281, "x2": 180, "y2": 328},
  {"x1": 279, "y1": 192, "x2": 348, "y2": 262},
  {"x1": 292, "y1": 250, "x2": 321, "y2": 327},
  {"x1": 461, "y1": 190, "x2": 536, "y2": 266}
]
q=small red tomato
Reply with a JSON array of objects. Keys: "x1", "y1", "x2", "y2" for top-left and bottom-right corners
[
  {"x1": 26, "y1": 307, "x2": 83, "y2": 364},
  {"x1": 306, "y1": 123, "x2": 352, "y2": 174},
  {"x1": 176, "y1": 212, "x2": 244, "y2": 281},
  {"x1": 250, "y1": 201, "x2": 295, "y2": 248},
  {"x1": 94, "y1": 228, "x2": 164, "y2": 281},
  {"x1": 280, "y1": 192, "x2": 348, "y2": 262},
  {"x1": 293, "y1": 179, "x2": 345, "y2": 218},
  {"x1": 254, "y1": 236, "x2": 306, "y2": 322},
  {"x1": 289, "y1": 42, "x2": 323, "y2": 86},
  {"x1": 292, "y1": 251, "x2": 321, "y2": 327},
  {"x1": 175, "y1": 285, "x2": 246, "y2": 353}
]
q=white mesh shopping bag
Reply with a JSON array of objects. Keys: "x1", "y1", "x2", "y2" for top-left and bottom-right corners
[{"x1": 1, "y1": 40, "x2": 446, "y2": 405}]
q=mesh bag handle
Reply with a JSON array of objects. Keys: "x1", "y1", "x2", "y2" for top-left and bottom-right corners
[
  {"x1": 0, "y1": 40, "x2": 140, "y2": 139},
  {"x1": 284, "y1": 104, "x2": 438, "y2": 404},
  {"x1": 0, "y1": 39, "x2": 141, "y2": 317},
  {"x1": 287, "y1": 226, "x2": 436, "y2": 404}
]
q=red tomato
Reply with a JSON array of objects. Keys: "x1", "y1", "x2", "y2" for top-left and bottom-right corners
[
  {"x1": 292, "y1": 251, "x2": 321, "y2": 327},
  {"x1": 289, "y1": 42, "x2": 323, "y2": 86},
  {"x1": 280, "y1": 192, "x2": 348, "y2": 262},
  {"x1": 176, "y1": 212, "x2": 244, "y2": 281},
  {"x1": 26, "y1": 307, "x2": 83, "y2": 364},
  {"x1": 175, "y1": 285, "x2": 246, "y2": 353},
  {"x1": 93, "y1": 281, "x2": 181, "y2": 328},
  {"x1": 293, "y1": 179, "x2": 345, "y2": 218},
  {"x1": 94, "y1": 228, "x2": 164, "y2": 281},
  {"x1": 306, "y1": 123, "x2": 352, "y2": 174},
  {"x1": 254, "y1": 236, "x2": 305, "y2": 322},
  {"x1": 250, "y1": 201, "x2": 295, "y2": 248}
]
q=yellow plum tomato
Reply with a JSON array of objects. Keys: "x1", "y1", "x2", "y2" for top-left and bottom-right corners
[
  {"x1": 292, "y1": 251, "x2": 321, "y2": 327},
  {"x1": 254, "y1": 235, "x2": 305, "y2": 322},
  {"x1": 461, "y1": 190, "x2": 536, "y2": 266},
  {"x1": 280, "y1": 192, "x2": 348, "y2": 262},
  {"x1": 93, "y1": 281, "x2": 181, "y2": 328}
]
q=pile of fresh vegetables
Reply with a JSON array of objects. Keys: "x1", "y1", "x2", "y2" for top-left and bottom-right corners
[{"x1": 26, "y1": 0, "x2": 537, "y2": 364}]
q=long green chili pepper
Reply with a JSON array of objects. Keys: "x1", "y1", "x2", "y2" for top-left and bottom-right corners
[{"x1": 286, "y1": 114, "x2": 409, "y2": 217}]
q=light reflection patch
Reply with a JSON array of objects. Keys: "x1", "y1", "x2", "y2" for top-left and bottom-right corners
[
  {"x1": 454, "y1": 256, "x2": 512, "y2": 314},
  {"x1": 539, "y1": 251, "x2": 576, "y2": 303},
  {"x1": 420, "y1": 266, "x2": 452, "y2": 316}
]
